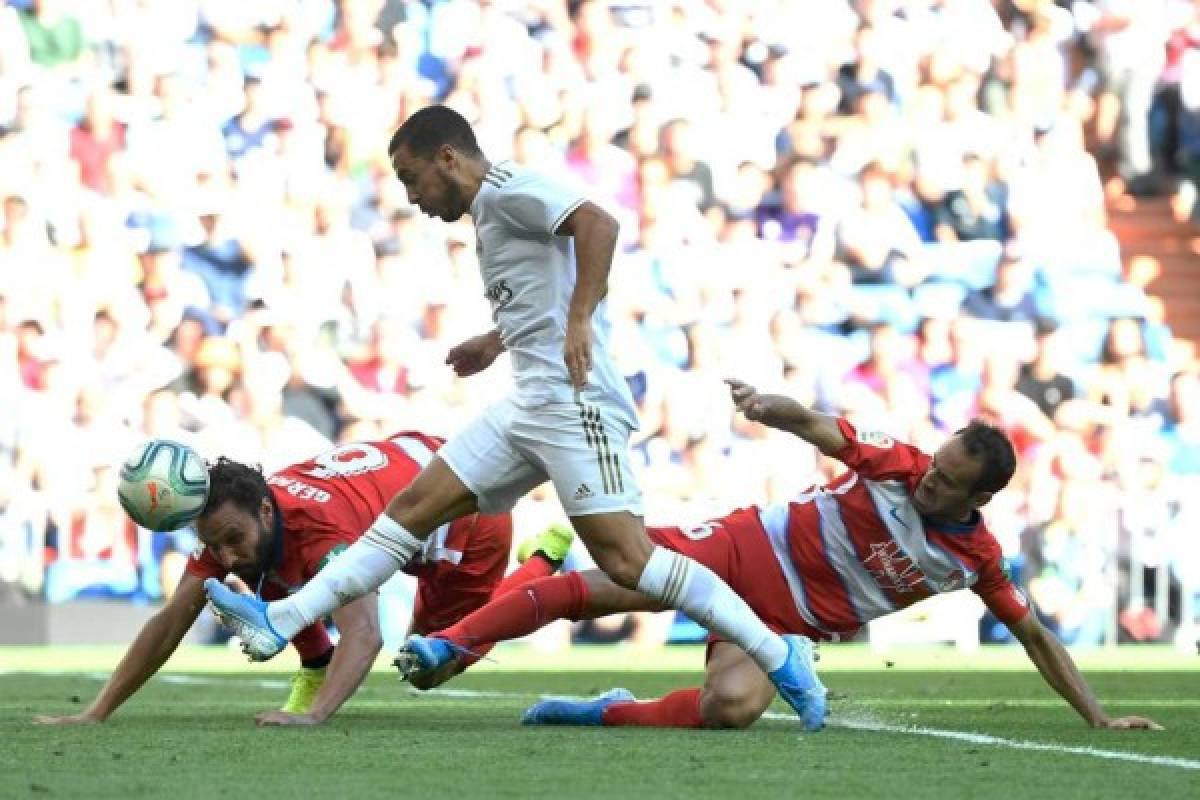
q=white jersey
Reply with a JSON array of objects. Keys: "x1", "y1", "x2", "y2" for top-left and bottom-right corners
[{"x1": 470, "y1": 161, "x2": 637, "y2": 426}]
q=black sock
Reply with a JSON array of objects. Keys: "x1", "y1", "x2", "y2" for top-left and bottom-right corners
[{"x1": 301, "y1": 646, "x2": 334, "y2": 670}]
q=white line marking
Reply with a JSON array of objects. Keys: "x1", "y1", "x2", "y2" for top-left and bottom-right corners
[
  {"x1": 12, "y1": 671, "x2": 1195, "y2": 771},
  {"x1": 762, "y1": 711, "x2": 1200, "y2": 771}
]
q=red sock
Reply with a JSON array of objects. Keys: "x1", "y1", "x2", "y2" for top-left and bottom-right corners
[
  {"x1": 491, "y1": 554, "x2": 555, "y2": 597},
  {"x1": 436, "y1": 571, "x2": 589, "y2": 652},
  {"x1": 601, "y1": 688, "x2": 705, "y2": 728},
  {"x1": 290, "y1": 623, "x2": 334, "y2": 665},
  {"x1": 264, "y1": 578, "x2": 333, "y2": 665},
  {"x1": 453, "y1": 556, "x2": 559, "y2": 668}
]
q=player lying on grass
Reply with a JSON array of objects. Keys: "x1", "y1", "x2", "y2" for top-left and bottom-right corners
[
  {"x1": 33, "y1": 432, "x2": 572, "y2": 728},
  {"x1": 396, "y1": 381, "x2": 1162, "y2": 732}
]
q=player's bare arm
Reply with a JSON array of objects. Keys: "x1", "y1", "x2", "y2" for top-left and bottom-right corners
[
  {"x1": 445, "y1": 329, "x2": 505, "y2": 378},
  {"x1": 725, "y1": 379, "x2": 849, "y2": 456},
  {"x1": 557, "y1": 201, "x2": 619, "y2": 389},
  {"x1": 255, "y1": 592, "x2": 382, "y2": 727},
  {"x1": 33, "y1": 572, "x2": 208, "y2": 725},
  {"x1": 1007, "y1": 612, "x2": 1163, "y2": 730}
]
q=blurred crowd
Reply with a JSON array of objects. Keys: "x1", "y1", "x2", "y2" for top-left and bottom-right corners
[{"x1": 0, "y1": 0, "x2": 1197, "y2": 648}]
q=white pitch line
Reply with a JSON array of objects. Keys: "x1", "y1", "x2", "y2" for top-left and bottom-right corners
[
  {"x1": 763, "y1": 711, "x2": 1200, "y2": 771},
  {"x1": 15, "y1": 671, "x2": 1196, "y2": 771}
]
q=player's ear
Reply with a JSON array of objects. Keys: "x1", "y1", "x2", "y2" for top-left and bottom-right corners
[{"x1": 259, "y1": 497, "x2": 273, "y2": 524}]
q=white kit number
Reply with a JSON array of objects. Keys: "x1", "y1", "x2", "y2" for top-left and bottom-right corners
[
  {"x1": 681, "y1": 523, "x2": 717, "y2": 541},
  {"x1": 304, "y1": 443, "x2": 389, "y2": 479}
]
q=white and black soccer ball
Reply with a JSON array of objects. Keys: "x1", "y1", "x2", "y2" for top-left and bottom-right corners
[{"x1": 117, "y1": 439, "x2": 210, "y2": 532}]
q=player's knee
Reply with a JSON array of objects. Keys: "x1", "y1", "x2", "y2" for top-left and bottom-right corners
[
  {"x1": 700, "y1": 685, "x2": 767, "y2": 730},
  {"x1": 590, "y1": 547, "x2": 646, "y2": 590}
]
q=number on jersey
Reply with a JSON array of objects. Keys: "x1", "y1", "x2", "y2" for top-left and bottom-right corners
[{"x1": 303, "y1": 443, "x2": 389, "y2": 480}]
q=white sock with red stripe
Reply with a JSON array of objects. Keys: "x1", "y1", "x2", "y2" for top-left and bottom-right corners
[
  {"x1": 266, "y1": 515, "x2": 423, "y2": 639},
  {"x1": 635, "y1": 546, "x2": 788, "y2": 673}
]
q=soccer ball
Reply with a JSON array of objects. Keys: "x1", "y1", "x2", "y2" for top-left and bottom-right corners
[{"x1": 117, "y1": 439, "x2": 210, "y2": 531}]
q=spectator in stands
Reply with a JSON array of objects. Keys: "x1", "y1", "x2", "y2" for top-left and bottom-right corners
[
  {"x1": 1016, "y1": 320, "x2": 1078, "y2": 420},
  {"x1": 1163, "y1": 368, "x2": 1200, "y2": 475},
  {"x1": 1022, "y1": 477, "x2": 1117, "y2": 645},
  {"x1": 962, "y1": 246, "x2": 1039, "y2": 323},
  {"x1": 181, "y1": 191, "x2": 255, "y2": 329},
  {"x1": 935, "y1": 152, "x2": 1010, "y2": 243},
  {"x1": 837, "y1": 161, "x2": 925, "y2": 287}
]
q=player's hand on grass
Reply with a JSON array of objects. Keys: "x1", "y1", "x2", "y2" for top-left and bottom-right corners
[
  {"x1": 33, "y1": 713, "x2": 100, "y2": 726},
  {"x1": 1097, "y1": 715, "x2": 1164, "y2": 730},
  {"x1": 255, "y1": 710, "x2": 322, "y2": 727},
  {"x1": 446, "y1": 332, "x2": 503, "y2": 378},
  {"x1": 564, "y1": 318, "x2": 592, "y2": 390}
]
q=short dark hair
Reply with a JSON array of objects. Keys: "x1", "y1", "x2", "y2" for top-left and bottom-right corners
[
  {"x1": 201, "y1": 457, "x2": 269, "y2": 518},
  {"x1": 387, "y1": 105, "x2": 482, "y2": 161},
  {"x1": 955, "y1": 420, "x2": 1016, "y2": 494}
]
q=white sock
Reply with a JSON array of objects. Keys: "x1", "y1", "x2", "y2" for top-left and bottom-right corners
[
  {"x1": 636, "y1": 546, "x2": 789, "y2": 673},
  {"x1": 266, "y1": 514, "x2": 423, "y2": 639}
]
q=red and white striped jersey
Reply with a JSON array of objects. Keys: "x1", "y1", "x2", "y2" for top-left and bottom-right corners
[{"x1": 755, "y1": 418, "x2": 1030, "y2": 639}]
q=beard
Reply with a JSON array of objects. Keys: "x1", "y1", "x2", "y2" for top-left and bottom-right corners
[
  {"x1": 437, "y1": 173, "x2": 468, "y2": 221},
  {"x1": 232, "y1": 519, "x2": 275, "y2": 584}
]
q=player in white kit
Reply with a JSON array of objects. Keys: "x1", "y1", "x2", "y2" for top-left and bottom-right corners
[{"x1": 205, "y1": 105, "x2": 825, "y2": 728}]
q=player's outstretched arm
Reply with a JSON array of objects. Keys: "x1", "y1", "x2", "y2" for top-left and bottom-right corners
[
  {"x1": 558, "y1": 201, "x2": 619, "y2": 389},
  {"x1": 33, "y1": 572, "x2": 207, "y2": 725},
  {"x1": 1007, "y1": 612, "x2": 1163, "y2": 730},
  {"x1": 255, "y1": 592, "x2": 382, "y2": 727},
  {"x1": 726, "y1": 379, "x2": 849, "y2": 456}
]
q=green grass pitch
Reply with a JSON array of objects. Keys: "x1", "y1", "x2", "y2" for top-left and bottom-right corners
[{"x1": 2, "y1": 645, "x2": 1197, "y2": 799}]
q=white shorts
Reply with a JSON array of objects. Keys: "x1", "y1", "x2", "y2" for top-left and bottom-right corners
[{"x1": 438, "y1": 396, "x2": 643, "y2": 517}]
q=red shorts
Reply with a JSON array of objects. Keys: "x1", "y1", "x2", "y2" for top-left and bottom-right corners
[
  {"x1": 406, "y1": 512, "x2": 513, "y2": 634},
  {"x1": 647, "y1": 506, "x2": 822, "y2": 647}
]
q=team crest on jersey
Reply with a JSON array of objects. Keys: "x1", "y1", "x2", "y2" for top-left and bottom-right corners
[
  {"x1": 857, "y1": 429, "x2": 894, "y2": 449},
  {"x1": 485, "y1": 279, "x2": 513, "y2": 311},
  {"x1": 863, "y1": 540, "x2": 926, "y2": 594}
]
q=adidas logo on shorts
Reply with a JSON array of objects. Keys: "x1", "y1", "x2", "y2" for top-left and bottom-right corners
[{"x1": 573, "y1": 483, "x2": 594, "y2": 500}]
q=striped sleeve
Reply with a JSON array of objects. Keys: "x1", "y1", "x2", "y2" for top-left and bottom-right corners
[{"x1": 492, "y1": 170, "x2": 587, "y2": 236}]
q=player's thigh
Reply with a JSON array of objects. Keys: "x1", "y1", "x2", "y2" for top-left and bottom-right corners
[
  {"x1": 387, "y1": 456, "x2": 481, "y2": 534},
  {"x1": 700, "y1": 642, "x2": 775, "y2": 729},
  {"x1": 437, "y1": 398, "x2": 546, "y2": 515},
  {"x1": 511, "y1": 401, "x2": 643, "y2": 518}
]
